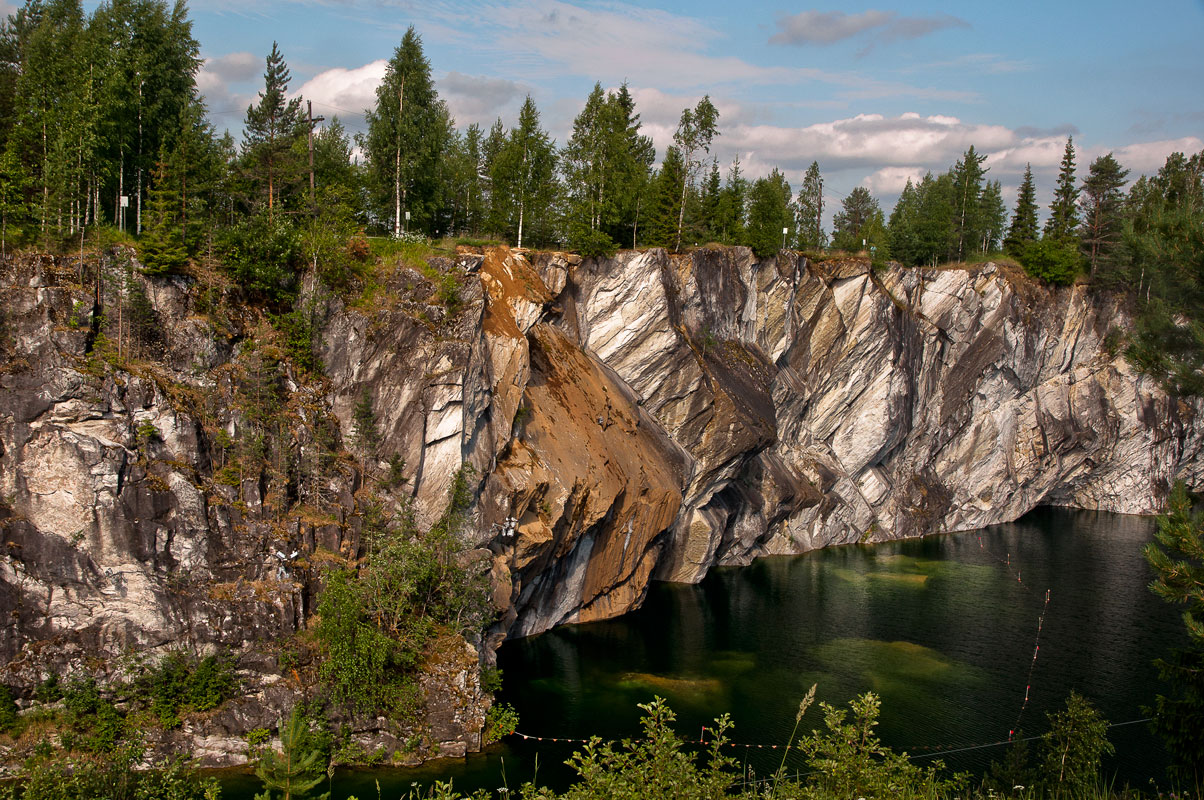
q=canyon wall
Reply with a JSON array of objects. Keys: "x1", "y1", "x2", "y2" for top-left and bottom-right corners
[{"x1": 1, "y1": 245, "x2": 1199, "y2": 760}]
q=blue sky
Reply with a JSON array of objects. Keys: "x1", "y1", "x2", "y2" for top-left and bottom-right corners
[{"x1": 79, "y1": 0, "x2": 1204, "y2": 218}]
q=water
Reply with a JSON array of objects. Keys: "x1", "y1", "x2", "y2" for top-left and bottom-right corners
[{"x1": 221, "y1": 507, "x2": 1185, "y2": 797}]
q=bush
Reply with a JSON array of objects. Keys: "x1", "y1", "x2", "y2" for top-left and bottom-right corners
[
  {"x1": 219, "y1": 213, "x2": 302, "y2": 304},
  {"x1": 136, "y1": 652, "x2": 238, "y2": 727},
  {"x1": 0, "y1": 684, "x2": 18, "y2": 733},
  {"x1": 1037, "y1": 691, "x2": 1113, "y2": 798},
  {"x1": 1019, "y1": 239, "x2": 1082, "y2": 285},
  {"x1": 569, "y1": 227, "x2": 618, "y2": 259}
]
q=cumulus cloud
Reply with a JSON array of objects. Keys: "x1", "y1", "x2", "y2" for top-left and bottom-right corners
[
  {"x1": 294, "y1": 60, "x2": 386, "y2": 120},
  {"x1": 769, "y1": 9, "x2": 969, "y2": 50},
  {"x1": 196, "y1": 52, "x2": 263, "y2": 123},
  {"x1": 862, "y1": 166, "x2": 926, "y2": 195},
  {"x1": 1104, "y1": 137, "x2": 1204, "y2": 176},
  {"x1": 438, "y1": 72, "x2": 528, "y2": 127}
]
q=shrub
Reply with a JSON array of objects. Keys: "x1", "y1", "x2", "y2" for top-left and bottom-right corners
[
  {"x1": 219, "y1": 213, "x2": 302, "y2": 305},
  {"x1": 1019, "y1": 239, "x2": 1082, "y2": 285},
  {"x1": 569, "y1": 227, "x2": 618, "y2": 259},
  {"x1": 1037, "y1": 691, "x2": 1113, "y2": 798}
]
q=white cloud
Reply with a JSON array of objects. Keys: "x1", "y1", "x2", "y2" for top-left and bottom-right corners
[
  {"x1": 862, "y1": 166, "x2": 926, "y2": 195},
  {"x1": 196, "y1": 52, "x2": 262, "y2": 123},
  {"x1": 1102, "y1": 137, "x2": 1204, "y2": 176},
  {"x1": 294, "y1": 60, "x2": 386, "y2": 121}
]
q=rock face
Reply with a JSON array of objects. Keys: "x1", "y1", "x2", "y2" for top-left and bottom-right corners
[{"x1": 1, "y1": 244, "x2": 1200, "y2": 761}]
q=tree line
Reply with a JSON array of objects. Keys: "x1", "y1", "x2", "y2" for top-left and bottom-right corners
[{"x1": 0, "y1": 2, "x2": 1201, "y2": 391}]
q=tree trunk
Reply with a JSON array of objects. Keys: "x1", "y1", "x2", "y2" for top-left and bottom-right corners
[{"x1": 394, "y1": 76, "x2": 404, "y2": 237}]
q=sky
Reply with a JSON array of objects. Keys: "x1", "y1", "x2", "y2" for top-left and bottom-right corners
[{"x1": 75, "y1": 0, "x2": 1204, "y2": 222}]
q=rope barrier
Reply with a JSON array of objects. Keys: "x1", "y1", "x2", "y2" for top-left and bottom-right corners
[
  {"x1": 509, "y1": 718, "x2": 1153, "y2": 761},
  {"x1": 1010, "y1": 587, "x2": 1052, "y2": 740}
]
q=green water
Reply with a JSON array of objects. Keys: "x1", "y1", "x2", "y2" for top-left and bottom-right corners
[{"x1": 222, "y1": 507, "x2": 1184, "y2": 797}]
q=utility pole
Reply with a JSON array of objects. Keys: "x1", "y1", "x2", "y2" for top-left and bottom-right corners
[{"x1": 306, "y1": 101, "x2": 325, "y2": 210}]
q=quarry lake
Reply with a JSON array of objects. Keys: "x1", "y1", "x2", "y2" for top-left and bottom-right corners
[{"x1": 225, "y1": 507, "x2": 1183, "y2": 797}]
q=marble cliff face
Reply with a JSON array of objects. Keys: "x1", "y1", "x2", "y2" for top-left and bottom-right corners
[{"x1": 1, "y1": 245, "x2": 1198, "y2": 758}]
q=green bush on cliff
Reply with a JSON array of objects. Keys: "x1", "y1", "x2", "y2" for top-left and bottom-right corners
[{"x1": 314, "y1": 467, "x2": 490, "y2": 717}]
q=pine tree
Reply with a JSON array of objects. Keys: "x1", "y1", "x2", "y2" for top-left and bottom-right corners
[
  {"x1": 1045, "y1": 136, "x2": 1079, "y2": 242},
  {"x1": 1004, "y1": 163, "x2": 1039, "y2": 256},
  {"x1": 608, "y1": 81, "x2": 654, "y2": 248},
  {"x1": 795, "y1": 161, "x2": 825, "y2": 250},
  {"x1": 671, "y1": 96, "x2": 718, "y2": 252},
  {"x1": 745, "y1": 168, "x2": 793, "y2": 257},
  {"x1": 715, "y1": 156, "x2": 747, "y2": 246},
  {"x1": 242, "y1": 42, "x2": 303, "y2": 216},
  {"x1": 698, "y1": 159, "x2": 722, "y2": 242},
  {"x1": 254, "y1": 707, "x2": 327, "y2": 800},
  {"x1": 832, "y1": 187, "x2": 881, "y2": 252},
  {"x1": 1079, "y1": 152, "x2": 1130, "y2": 276}
]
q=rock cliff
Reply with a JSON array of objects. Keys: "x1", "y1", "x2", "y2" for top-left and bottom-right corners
[{"x1": 1, "y1": 244, "x2": 1199, "y2": 762}]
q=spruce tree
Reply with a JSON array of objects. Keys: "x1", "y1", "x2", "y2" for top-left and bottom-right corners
[
  {"x1": 138, "y1": 156, "x2": 187, "y2": 274},
  {"x1": 1045, "y1": 136, "x2": 1080, "y2": 242},
  {"x1": 979, "y1": 179, "x2": 1007, "y2": 254},
  {"x1": 795, "y1": 161, "x2": 825, "y2": 250},
  {"x1": 714, "y1": 155, "x2": 747, "y2": 246},
  {"x1": 242, "y1": 42, "x2": 303, "y2": 216},
  {"x1": 888, "y1": 178, "x2": 920, "y2": 266},
  {"x1": 562, "y1": 82, "x2": 617, "y2": 252},
  {"x1": 646, "y1": 146, "x2": 685, "y2": 249},
  {"x1": 1004, "y1": 163, "x2": 1039, "y2": 256},
  {"x1": 1079, "y1": 152, "x2": 1130, "y2": 276}
]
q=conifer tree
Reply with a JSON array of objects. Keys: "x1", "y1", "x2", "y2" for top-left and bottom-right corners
[
  {"x1": 714, "y1": 156, "x2": 747, "y2": 246},
  {"x1": 698, "y1": 160, "x2": 723, "y2": 243},
  {"x1": 795, "y1": 161, "x2": 825, "y2": 250},
  {"x1": 979, "y1": 179, "x2": 1007, "y2": 254},
  {"x1": 1045, "y1": 136, "x2": 1080, "y2": 242},
  {"x1": 138, "y1": 155, "x2": 187, "y2": 274},
  {"x1": 1079, "y1": 152, "x2": 1130, "y2": 276},
  {"x1": 832, "y1": 187, "x2": 882, "y2": 252},
  {"x1": 242, "y1": 42, "x2": 303, "y2": 216},
  {"x1": 1004, "y1": 163, "x2": 1039, "y2": 256},
  {"x1": 888, "y1": 178, "x2": 920, "y2": 266},
  {"x1": 646, "y1": 146, "x2": 685, "y2": 249}
]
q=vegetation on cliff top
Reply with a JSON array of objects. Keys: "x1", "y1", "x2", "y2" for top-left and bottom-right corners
[{"x1": 1, "y1": 1, "x2": 1201, "y2": 392}]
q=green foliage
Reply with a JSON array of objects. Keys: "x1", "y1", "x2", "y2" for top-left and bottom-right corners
[
  {"x1": 1045, "y1": 137, "x2": 1081, "y2": 244},
  {"x1": 745, "y1": 168, "x2": 793, "y2": 257},
  {"x1": 139, "y1": 157, "x2": 190, "y2": 275},
  {"x1": 220, "y1": 212, "x2": 302, "y2": 304},
  {"x1": 569, "y1": 226, "x2": 618, "y2": 259},
  {"x1": 796, "y1": 691, "x2": 965, "y2": 800},
  {"x1": 254, "y1": 707, "x2": 329, "y2": 800},
  {"x1": 273, "y1": 299, "x2": 323, "y2": 374},
  {"x1": 3, "y1": 752, "x2": 220, "y2": 800},
  {"x1": 832, "y1": 187, "x2": 886, "y2": 254},
  {"x1": 352, "y1": 389, "x2": 379, "y2": 457},
  {"x1": 1019, "y1": 238, "x2": 1082, "y2": 285},
  {"x1": 1144, "y1": 482, "x2": 1204, "y2": 790},
  {"x1": 550, "y1": 697, "x2": 735, "y2": 800},
  {"x1": 135, "y1": 652, "x2": 238, "y2": 728},
  {"x1": 1005, "y1": 163, "x2": 1041, "y2": 256},
  {"x1": 1036, "y1": 691, "x2": 1113, "y2": 798},
  {"x1": 242, "y1": 42, "x2": 305, "y2": 215},
  {"x1": 0, "y1": 684, "x2": 18, "y2": 733},
  {"x1": 59, "y1": 678, "x2": 126, "y2": 753},
  {"x1": 315, "y1": 467, "x2": 489, "y2": 717},
  {"x1": 483, "y1": 703, "x2": 519, "y2": 745}
]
